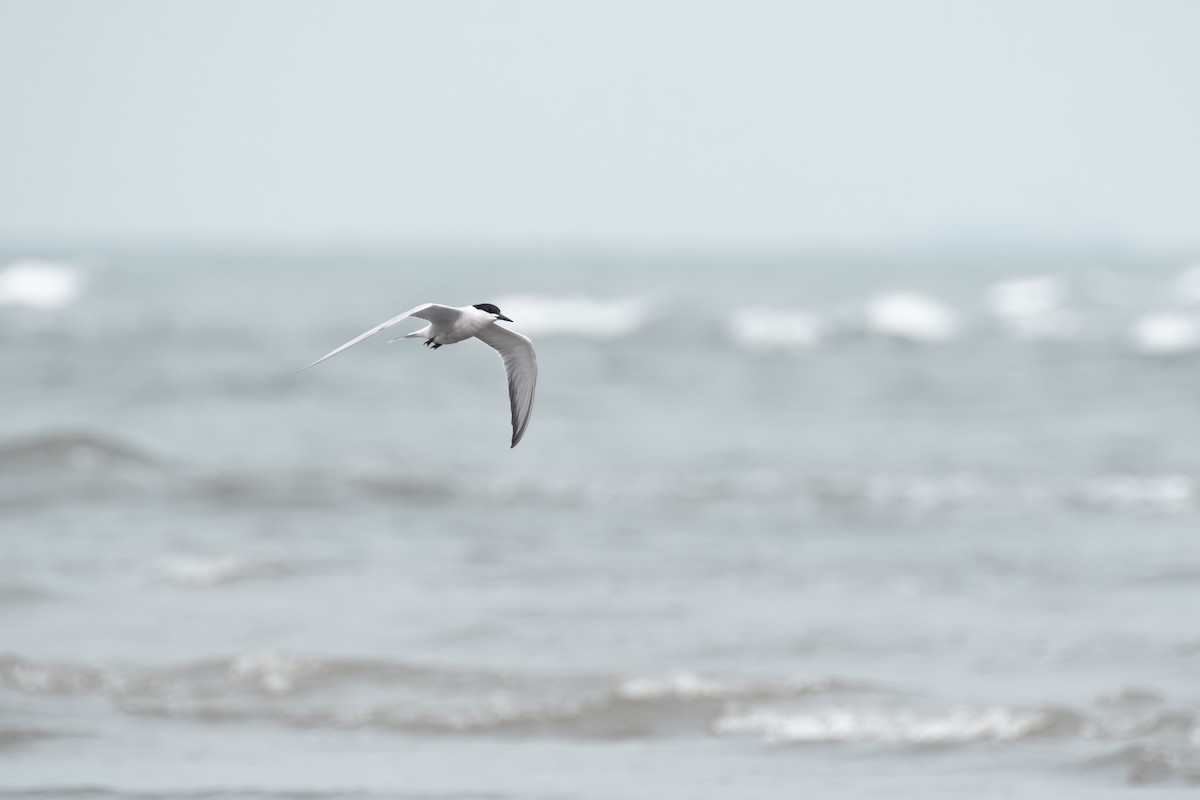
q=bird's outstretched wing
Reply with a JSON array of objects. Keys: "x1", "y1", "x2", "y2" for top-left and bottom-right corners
[
  {"x1": 474, "y1": 323, "x2": 538, "y2": 448},
  {"x1": 295, "y1": 303, "x2": 460, "y2": 373}
]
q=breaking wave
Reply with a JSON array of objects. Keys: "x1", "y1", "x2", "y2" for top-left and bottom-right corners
[
  {"x1": 614, "y1": 671, "x2": 836, "y2": 702},
  {"x1": 860, "y1": 292, "x2": 959, "y2": 344},
  {"x1": 0, "y1": 652, "x2": 835, "y2": 705},
  {"x1": 4, "y1": 651, "x2": 1196, "y2": 773},
  {"x1": 1128, "y1": 312, "x2": 1200, "y2": 356},
  {"x1": 712, "y1": 705, "x2": 1069, "y2": 743},
  {"x1": 0, "y1": 653, "x2": 840, "y2": 739},
  {"x1": 156, "y1": 556, "x2": 300, "y2": 588},
  {"x1": 726, "y1": 307, "x2": 825, "y2": 353},
  {"x1": 491, "y1": 294, "x2": 652, "y2": 339},
  {"x1": 308, "y1": 468, "x2": 1200, "y2": 516},
  {"x1": 1074, "y1": 474, "x2": 1198, "y2": 513},
  {"x1": 988, "y1": 275, "x2": 1065, "y2": 320},
  {"x1": 986, "y1": 275, "x2": 1084, "y2": 341},
  {"x1": 5, "y1": 432, "x2": 1197, "y2": 519},
  {"x1": 709, "y1": 271, "x2": 1200, "y2": 354},
  {"x1": 0, "y1": 259, "x2": 84, "y2": 310}
]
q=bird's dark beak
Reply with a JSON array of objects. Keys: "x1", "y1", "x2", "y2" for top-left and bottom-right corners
[{"x1": 498, "y1": 314, "x2": 513, "y2": 323}]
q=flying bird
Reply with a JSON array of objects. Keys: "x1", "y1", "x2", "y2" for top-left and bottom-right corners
[{"x1": 297, "y1": 303, "x2": 537, "y2": 447}]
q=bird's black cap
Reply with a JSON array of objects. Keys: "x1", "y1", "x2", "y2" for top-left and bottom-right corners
[{"x1": 474, "y1": 303, "x2": 512, "y2": 322}]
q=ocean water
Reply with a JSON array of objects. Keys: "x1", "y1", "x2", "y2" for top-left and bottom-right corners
[{"x1": 2, "y1": 248, "x2": 1200, "y2": 798}]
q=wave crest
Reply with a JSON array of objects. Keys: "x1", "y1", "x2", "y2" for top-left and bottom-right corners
[
  {"x1": 0, "y1": 432, "x2": 157, "y2": 474},
  {"x1": 0, "y1": 260, "x2": 83, "y2": 310},
  {"x1": 861, "y1": 292, "x2": 959, "y2": 344},
  {"x1": 727, "y1": 308, "x2": 824, "y2": 353},
  {"x1": 1129, "y1": 313, "x2": 1200, "y2": 356},
  {"x1": 713, "y1": 705, "x2": 1072, "y2": 744},
  {"x1": 157, "y1": 556, "x2": 296, "y2": 589},
  {"x1": 492, "y1": 294, "x2": 652, "y2": 339}
]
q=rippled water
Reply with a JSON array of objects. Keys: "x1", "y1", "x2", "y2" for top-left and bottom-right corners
[{"x1": 2, "y1": 249, "x2": 1200, "y2": 798}]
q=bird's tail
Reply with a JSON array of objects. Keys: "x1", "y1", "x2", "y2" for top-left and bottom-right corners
[{"x1": 388, "y1": 326, "x2": 430, "y2": 344}]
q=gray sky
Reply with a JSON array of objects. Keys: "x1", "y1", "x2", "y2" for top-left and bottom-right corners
[{"x1": 1, "y1": 0, "x2": 1198, "y2": 250}]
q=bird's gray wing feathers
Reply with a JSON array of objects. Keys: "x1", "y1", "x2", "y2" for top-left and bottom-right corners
[
  {"x1": 474, "y1": 323, "x2": 538, "y2": 448},
  {"x1": 295, "y1": 303, "x2": 460, "y2": 373}
]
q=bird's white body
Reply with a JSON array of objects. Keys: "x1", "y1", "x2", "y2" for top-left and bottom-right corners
[
  {"x1": 298, "y1": 302, "x2": 538, "y2": 447},
  {"x1": 403, "y1": 305, "x2": 500, "y2": 347}
]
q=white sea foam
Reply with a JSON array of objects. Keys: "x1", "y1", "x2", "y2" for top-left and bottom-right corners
[
  {"x1": 1077, "y1": 474, "x2": 1196, "y2": 513},
  {"x1": 493, "y1": 294, "x2": 651, "y2": 339},
  {"x1": 617, "y1": 672, "x2": 831, "y2": 701},
  {"x1": 987, "y1": 275, "x2": 1064, "y2": 319},
  {"x1": 0, "y1": 658, "x2": 102, "y2": 695},
  {"x1": 815, "y1": 471, "x2": 988, "y2": 513},
  {"x1": 727, "y1": 307, "x2": 824, "y2": 353},
  {"x1": 157, "y1": 555, "x2": 289, "y2": 588},
  {"x1": 861, "y1": 291, "x2": 958, "y2": 344},
  {"x1": 1128, "y1": 313, "x2": 1200, "y2": 356},
  {"x1": 986, "y1": 275, "x2": 1082, "y2": 341},
  {"x1": 0, "y1": 260, "x2": 83, "y2": 309},
  {"x1": 228, "y1": 650, "x2": 317, "y2": 695},
  {"x1": 260, "y1": 466, "x2": 1200, "y2": 517},
  {"x1": 713, "y1": 705, "x2": 1055, "y2": 743}
]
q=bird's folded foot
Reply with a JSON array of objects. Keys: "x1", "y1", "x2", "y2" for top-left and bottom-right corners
[{"x1": 425, "y1": 340, "x2": 442, "y2": 349}]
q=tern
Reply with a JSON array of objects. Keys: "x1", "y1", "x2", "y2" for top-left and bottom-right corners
[{"x1": 297, "y1": 303, "x2": 537, "y2": 447}]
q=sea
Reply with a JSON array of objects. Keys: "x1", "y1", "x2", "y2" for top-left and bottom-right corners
[{"x1": 2, "y1": 247, "x2": 1200, "y2": 798}]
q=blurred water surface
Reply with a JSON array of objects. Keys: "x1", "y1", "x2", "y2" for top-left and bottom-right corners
[{"x1": 2, "y1": 249, "x2": 1200, "y2": 798}]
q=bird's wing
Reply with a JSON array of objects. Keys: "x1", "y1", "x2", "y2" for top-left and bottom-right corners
[
  {"x1": 473, "y1": 323, "x2": 538, "y2": 448},
  {"x1": 295, "y1": 303, "x2": 460, "y2": 373}
]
